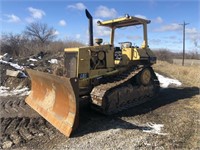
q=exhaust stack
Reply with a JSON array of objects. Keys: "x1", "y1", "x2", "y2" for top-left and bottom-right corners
[{"x1": 85, "y1": 9, "x2": 93, "y2": 46}]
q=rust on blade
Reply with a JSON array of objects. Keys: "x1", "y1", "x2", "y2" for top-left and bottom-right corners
[{"x1": 25, "y1": 69, "x2": 79, "y2": 137}]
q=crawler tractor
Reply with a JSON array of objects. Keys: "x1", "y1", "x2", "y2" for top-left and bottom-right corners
[{"x1": 26, "y1": 9, "x2": 160, "y2": 137}]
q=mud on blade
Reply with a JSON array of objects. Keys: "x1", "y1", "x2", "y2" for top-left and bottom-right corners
[{"x1": 25, "y1": 69, "x2": 79, "y2": 137}]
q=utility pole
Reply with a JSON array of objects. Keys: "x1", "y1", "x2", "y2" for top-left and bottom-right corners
[{"x1": 180, "y1": 21, "x2": 189, "y2": 66}]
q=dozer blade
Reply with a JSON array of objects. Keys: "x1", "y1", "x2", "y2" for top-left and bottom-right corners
[{"x1": 25, "y1": 69, "x2": 79, "y2": 137}]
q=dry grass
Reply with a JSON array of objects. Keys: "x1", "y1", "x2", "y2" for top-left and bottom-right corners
[
  {"x1": 173, "y1": 59, "x2": 200, "y2": 66},
  {"x1": 153, "y1": 61, "x2": 200, "y2": 87}
]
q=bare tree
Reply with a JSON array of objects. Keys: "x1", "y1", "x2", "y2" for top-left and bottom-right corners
[
  {"x1": 24, "y1": 22, "x2": 56, "y2": 44},
  {"x1": 0, "y1": 32, "x2": 45, "y2": 57},
  {"x1": 1, "y1": 33, "x2": 26, "y2": 57}
]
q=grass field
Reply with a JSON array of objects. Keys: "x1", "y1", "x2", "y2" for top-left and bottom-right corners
[
  {"x1": 154, "y1": 61, "x2": 200, "y2": 87},
  {"x1": 173, "y1": 59, "x2": 200, "y2": 66}
]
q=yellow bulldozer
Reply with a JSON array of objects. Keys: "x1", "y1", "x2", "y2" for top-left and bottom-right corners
[{"x1": 25, "y1": 9, "x2": 160, "y2": 137}]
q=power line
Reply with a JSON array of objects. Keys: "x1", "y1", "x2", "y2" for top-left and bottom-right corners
[{"x1": 180, "y1": 21, "x2": 189, "y2": 66}]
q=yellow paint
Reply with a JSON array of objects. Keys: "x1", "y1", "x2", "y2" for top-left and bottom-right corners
[
  {"x1": 64, "y1": 47, "x2": 79, "y2": 52},
  {"x1": 98, "y1": 16, "x2": 150, "y2": 28}
]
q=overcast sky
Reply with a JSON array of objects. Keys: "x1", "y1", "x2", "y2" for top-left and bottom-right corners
[{"x1": 1, "y1": 0, "x2": 200, "y2": 52}]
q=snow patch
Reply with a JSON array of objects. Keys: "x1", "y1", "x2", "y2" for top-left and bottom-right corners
[
  {"x1": 0, "y1": 60, "x2": 24, "y2": 70},
  {"x1": 0, "y1": 86, "x2": 10, "y2": 91},
  {"x1": 28, "y1": 58, "x2": 38, "y2": 62},
  {"x1": 0, "y1": 86, "x2": 30, "y2": 97},
  {"x1": 48, "y1": 59, "x2": 58, "y2": 64},
  {"x1": 156, "y1": 73, "x2": 182, "y2": 88},
  {"x1": 143, "y1": 122, "x2": 168, "y2": 135}
]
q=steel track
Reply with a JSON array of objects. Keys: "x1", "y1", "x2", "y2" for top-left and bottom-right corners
[{"x1": 90, "y1": 66, "x2": 160, "y2": 115}]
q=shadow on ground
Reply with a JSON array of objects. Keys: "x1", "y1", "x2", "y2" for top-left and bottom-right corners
[
  {"x1": 117, "y1": 86, "x2": 199, "y2": 117},
  {"x1": 72, "y1": 86, "x2": 199, "y2": 137}
]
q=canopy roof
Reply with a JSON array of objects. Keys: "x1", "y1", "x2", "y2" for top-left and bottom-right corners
[{"x1": 97, "y1": 15, "x2": 151, "y2": 28}]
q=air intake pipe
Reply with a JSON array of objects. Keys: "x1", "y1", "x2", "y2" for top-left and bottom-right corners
[{"x1": 85, "y1": 9, "x2": 93, "y2": 46}]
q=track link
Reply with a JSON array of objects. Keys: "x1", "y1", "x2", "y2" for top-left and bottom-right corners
[{"x1": 90, "y1": 66, "x2": 160, "y2": 115}]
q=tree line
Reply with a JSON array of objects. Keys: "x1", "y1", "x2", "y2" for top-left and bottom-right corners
[
  {"x1": 1, "y1": 22, "x2": 84, "y2": 58},
  {"x1": 153, "y1": 49, "x2": 200, "y2": 63}
]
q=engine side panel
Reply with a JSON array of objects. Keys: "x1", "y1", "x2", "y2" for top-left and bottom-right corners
[
  {"x1": 64, "y1": 45, "x2": 115, "y2": 88},
  {"x1": 115, "y1": 46, "x2": 156, "y2": 66}
]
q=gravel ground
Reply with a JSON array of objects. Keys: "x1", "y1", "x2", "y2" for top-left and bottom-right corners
[{"x1": 1, "y1": 85, "x2": 199, "y2": 150}]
